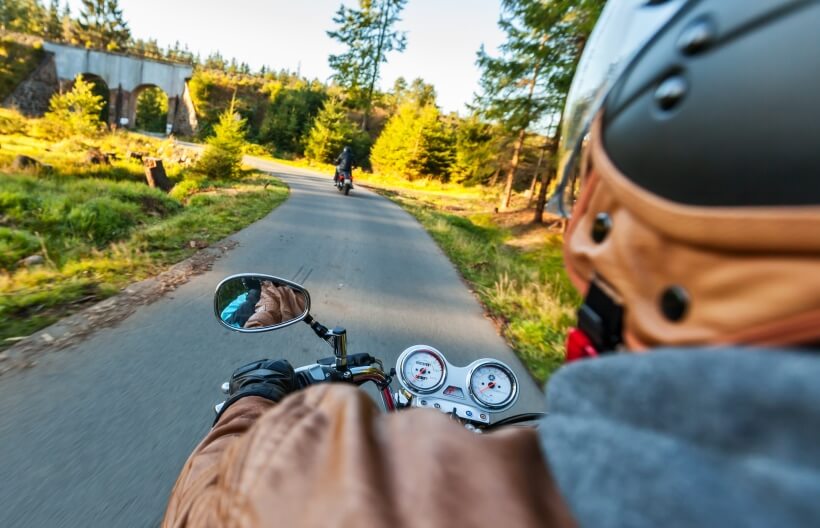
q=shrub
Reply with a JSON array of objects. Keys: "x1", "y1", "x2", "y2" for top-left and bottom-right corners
[
  {"x1": 0, "y1": 108, "x2": 28, "y2": 134},
  {"x1": 37, "y1": 75, "x2": 105, "y2": 140},
  {"x1": 194, "y1": 98, "x2": 247, "y2": 180},
  {"x1": 0, "y1": 227, "x2": 40, "y2": 269},
  {"x1": 66, "y1": 197, "x2": 141, "y2": 244},
  {"x1": 169, "y1": 178, "x2": 204, "y2": 201}
]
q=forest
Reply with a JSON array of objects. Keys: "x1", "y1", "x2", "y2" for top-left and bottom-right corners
[{"x1": 2, "y1": 0, "x2": 605, "y2": 215}]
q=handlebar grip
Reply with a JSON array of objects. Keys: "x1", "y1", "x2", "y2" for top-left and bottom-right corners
[{"x1": 294, "y1": 364, "x2": 342, "y2": 388}]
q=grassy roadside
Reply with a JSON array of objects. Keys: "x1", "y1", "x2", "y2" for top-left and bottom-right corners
[
  {"x1": 1, "y1": 172, "x2": 288, "y2": 347},
  {"x1": 382, "y1": 190, "x2": 578, "y2": 382},
  {"x1": 1, "y1": 115, "x2": 289, "y2": 349}
]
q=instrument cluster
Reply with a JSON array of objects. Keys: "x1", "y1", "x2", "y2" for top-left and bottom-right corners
[{"x1": 396, "y1": 345, "x2": 519, "y2": 424}]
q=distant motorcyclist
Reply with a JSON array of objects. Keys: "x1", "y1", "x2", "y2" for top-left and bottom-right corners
[
  {"x1": 164, "y1": 2, "x2": 820, "y2": 527},
  {"x1": 333, "y1": 145, "x2": 354, "y2": 184}
]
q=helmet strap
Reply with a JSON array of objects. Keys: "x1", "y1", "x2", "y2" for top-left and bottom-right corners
[{"x1": 566, "y1": 279, "x2": 624, "y2": 363}]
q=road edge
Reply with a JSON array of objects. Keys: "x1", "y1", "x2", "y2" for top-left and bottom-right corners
[{"x1": 0, "y1": 238, "x2": 242, "y2": 377}]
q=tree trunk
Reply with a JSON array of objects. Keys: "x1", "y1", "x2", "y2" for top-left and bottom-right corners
[
  {"x1": 499, "y1": 60, "x2": 541, "y2": 212},
  {"x1": 527, "y1": 139, "x2": 548, "y2": 206},
  {"x1": 362, "y1": 0, "x2": 392, "y2": 132},
  {"x1": 534, "y1": 119, "x2": 563, "y2": 223},
  {"x1": 488, "y1": 167, "x2": 500, "y2": 186},
  {"x1": 500, "y1": 127, "x2": 526, "y2": 211}
]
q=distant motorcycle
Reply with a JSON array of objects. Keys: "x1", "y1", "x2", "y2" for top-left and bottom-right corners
[
  {"x1": 334, "y1": 166, "x2": 353, "y2": 195},
  {"x1": 213, "y1": 273, "x2": 544, "y2": 432}
]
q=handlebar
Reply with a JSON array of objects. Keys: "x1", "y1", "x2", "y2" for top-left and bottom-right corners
[{"x1": 294, "y1": 356, "x2": 397, "y2": 411}]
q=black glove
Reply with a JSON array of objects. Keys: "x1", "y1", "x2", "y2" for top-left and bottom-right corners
[{"x1": 215, "y1": 359, "x2": 297, "y2": 423}]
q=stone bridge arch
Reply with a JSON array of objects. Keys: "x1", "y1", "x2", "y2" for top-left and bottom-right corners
[
  {"x1": 42, "y1": 41, "x2": 196, "y2": 135},
  {"x1": 130, "y1": 83, "x2": 169, "y2": 133}
]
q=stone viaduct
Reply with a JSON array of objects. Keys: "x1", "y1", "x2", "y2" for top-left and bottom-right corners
[{"x1": 5, "y1": 39, "x2": 198, "y2": 135}]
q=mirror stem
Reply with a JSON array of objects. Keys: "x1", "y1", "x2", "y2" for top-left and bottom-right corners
[
  {"x1": 328, "y1": 328, "x2": 348, "y2": 370},
  {"x1": 303, "y1": 315, "x2": 348, "y2": 368}
]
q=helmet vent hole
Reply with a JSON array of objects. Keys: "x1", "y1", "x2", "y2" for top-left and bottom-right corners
[
  {"x1": 655, "y1": 74, "x2": 688, "y2": 111},
  {"x1": 678, "y1": 17, "x2": 716, "y2": 56},
  {"x1": 660, "y1": 286, "x2": 689, "y2": 322}
]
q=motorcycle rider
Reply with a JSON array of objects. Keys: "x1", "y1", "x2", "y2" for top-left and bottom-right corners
[
  {"x1": 243, "y1": 281, "x2": 307, "y2": 329},
  {"x1": 334, "y1": 145, "x2": 354, "y2": 185},
  {"x1": 164, "y1": 1, "x2": 820, "y2": 526}
]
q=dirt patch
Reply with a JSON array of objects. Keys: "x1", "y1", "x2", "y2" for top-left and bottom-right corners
[
  {"x1": 0, "y1": 238, "x2": 239, "y2": 376},
  {"x1": 489, "y1": 209, "x2": 565, "y2": 252}
]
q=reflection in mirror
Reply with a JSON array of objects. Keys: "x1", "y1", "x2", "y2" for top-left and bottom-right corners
[{"x1": 215, "y1": 274, "x2": 309, "y2": 331}]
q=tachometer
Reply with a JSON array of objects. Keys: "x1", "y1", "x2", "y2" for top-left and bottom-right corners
[
  {"x1": 469, "y1": 362, "x2": 517, "y2": 409},
  {"x1": 400, "y1": 349, "x2": 446, "y2": 393}
]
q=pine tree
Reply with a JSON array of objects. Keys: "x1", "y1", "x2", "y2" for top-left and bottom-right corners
[
  {"x1": 451, "y1": 115, "x2": 506, "y2": 185},
  {"x1": 40, "y1": 74, "x2": 104, "y2": 138},
  {"x1": 259, "y1": 82, "x2": 326, "y2": 156},
  {"x1": 60, "y1": 3, "x2": 75, "y2": 43},
  {"x1": 76, "y1": 0, "x2": 131, "y2": 51},
  {"x1": 304, "y1": 97, "x2": 362, "y2": 164},
  {"x1": 45, "y1": 0, "x2": 62, "y2": 40},
  {"x1": 327, "y1": 0, "x2": 407, "y2": 130},
  {"x1": 195, "y1": 96, "x2": 247, "y2": 180},
  {"x1": 370, "y1": 100, "x2": 455, "y2": 181},
  {"x1": 475, "y1": 0, "x2": 604, "y2": 212}
]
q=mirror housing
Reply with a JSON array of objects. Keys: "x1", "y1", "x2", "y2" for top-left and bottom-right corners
[{"x1": 214, "y1": 273, "x2": 311, "y2": 333}]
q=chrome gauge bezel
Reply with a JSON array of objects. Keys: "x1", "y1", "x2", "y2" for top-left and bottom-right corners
[
  {"x1": 466, "y1": 360, "x2": 519, "y2": 411},
  {"x1": 397, "y1": 345, "x2": 448, "y2": 394}
]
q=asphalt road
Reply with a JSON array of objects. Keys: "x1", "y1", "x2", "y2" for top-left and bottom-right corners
[{"x1": 0, "y1": 159, "x2": 545, "y2": 527}]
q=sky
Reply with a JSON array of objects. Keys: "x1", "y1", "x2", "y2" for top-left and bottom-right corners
[{"x1": 64, "y1": 0, "x2": 506, "y2": 115}]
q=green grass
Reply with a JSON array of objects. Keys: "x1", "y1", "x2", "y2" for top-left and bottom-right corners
[
  {"x1": 0, "y1": 173, "x2": 288, "y2": 347},
  {"x1": 0, "y1": 116, "x2": 289, "y2": 348},
  {"x1": 383, "y1": 192, "x2": 579, "y2": 383}
]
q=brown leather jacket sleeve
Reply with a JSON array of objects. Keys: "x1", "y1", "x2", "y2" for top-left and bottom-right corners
[
  {"x1": 244, "y1": 282, "x2": 307, "y2": 329},
  {"x1": 163, "y1": 385, "x2": 575, "y2": 528}
]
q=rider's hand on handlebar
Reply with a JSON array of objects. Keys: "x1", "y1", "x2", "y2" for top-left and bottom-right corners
[{"x1": 216, "y1": 359, "x2": 299, "y2": 423}]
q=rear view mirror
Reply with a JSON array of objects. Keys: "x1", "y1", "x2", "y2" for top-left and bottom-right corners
[{"x1": 214, "y1": 274, "x2": 310, "y2": 332}]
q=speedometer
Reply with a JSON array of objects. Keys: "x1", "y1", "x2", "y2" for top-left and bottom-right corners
[
  {"x1": 469, "y1": 362, "x2": 517, "y2": 409},
  {"x1": 400, "y1": 349, "x2": 446, "y2": 393}
]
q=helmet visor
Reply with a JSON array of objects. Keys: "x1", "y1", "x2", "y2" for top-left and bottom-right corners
[{"x1": 548, "y1": 0, "x2": 688, "y2": 218}]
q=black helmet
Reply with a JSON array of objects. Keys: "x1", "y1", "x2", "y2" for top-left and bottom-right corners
[{"x1": 558, "y1": 0, "x2": 820, "y2": 355}]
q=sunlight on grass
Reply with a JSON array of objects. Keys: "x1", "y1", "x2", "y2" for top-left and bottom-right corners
[
  {"x1": 387, "y1": 196, "x2": 578, "y2": 382},
  {"x1": 0, "y1": 117, "x2": 290, "y2": 347}
]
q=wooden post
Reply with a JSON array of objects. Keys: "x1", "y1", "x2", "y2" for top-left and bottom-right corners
[{"x1": 143, "y1": 158, "x2": 173, "y2": 192}]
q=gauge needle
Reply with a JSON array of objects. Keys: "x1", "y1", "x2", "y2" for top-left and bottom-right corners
[
  {"x1": 480, "y1": 382, "x2": 496, "y2": 393},
  {"x1": 413, "y1": 368, "x2": 427, "y2": 381}
]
